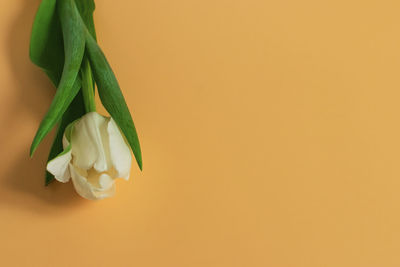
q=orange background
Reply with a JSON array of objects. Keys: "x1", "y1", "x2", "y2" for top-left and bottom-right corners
[{"x1": 1, "y1": 0, "x2": 400, "y2": 266}]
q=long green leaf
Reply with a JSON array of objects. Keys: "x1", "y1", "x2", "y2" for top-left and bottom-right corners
[
  {"x1": 85, "y1": 33, "x2": 143, "y2": 170},
  {"x1": 74, "y1": 0, "x2": 97, "y2": 40},
  {"x1": 30, "y1": 0, "x2": 64, "y2": 84},
  {"x1": 75, "y1": 0, "x2": 97, "y2": 93},
  {"x1": 30, "y1": 0, "x2": 82, "y2": 184},
  {"x1": 43, "y1": 0, "x2": 97, "y2": 184},
  {"x1": 30, "y1": 0, "x2": 86, "y2": 157}
]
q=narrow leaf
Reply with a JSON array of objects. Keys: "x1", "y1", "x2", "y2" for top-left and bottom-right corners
[
  {"x1": 85, "y1": 33, "x2": 143, "y2": 170},
  {"x1": 43, "y1": 0, "x2": 97, "y2": 184},
  {"x1": 30, "y1": 0, "x2": 86, "y2": 157},
  {"x1": 74, "y1": 0, "x2": 97, "y2": 40},
  {"x1": 30, "y1": 0, "x2": 64, "y2": 84}
]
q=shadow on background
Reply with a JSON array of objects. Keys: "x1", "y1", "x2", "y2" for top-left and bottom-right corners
[{"x1": 0, "y1": 0, "x2": 85, "y2": 213}]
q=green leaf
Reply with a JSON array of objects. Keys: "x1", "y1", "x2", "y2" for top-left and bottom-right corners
[
  {"x1": 74, "y1": 0, "x2": 97, "y2": 40},
  {"x1": 30, "y1": 0, "x2": 64, "y2": 84},
  {"x1": 41, "y1": 0, "x2": 98, "y2": 184},
  {"x1": 30, "y1": 0, "x2": 85, "y2": 184},
  {"x1": 30, "y1": 0, "x2": 86, "y2": 157},
  {"x1": 85, "y1": 33, "x2": 143, "y2": 170},
  {"x1": 75, "y1": 0, "x2": 97, "y2": 90},
  {"x1": 45, "y1": 91, "x2": 85, "y2": 185}
]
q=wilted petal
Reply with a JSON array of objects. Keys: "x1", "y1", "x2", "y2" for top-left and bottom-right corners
[{"x1": 108, "y1": 118, "x2": 132, "y2": 180}]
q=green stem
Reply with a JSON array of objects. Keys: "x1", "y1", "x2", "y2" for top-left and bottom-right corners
[{"x1": 81, "y1": 57, "x2": 96, "y2": 112}]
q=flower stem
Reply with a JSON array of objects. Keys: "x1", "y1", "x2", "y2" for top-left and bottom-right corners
[{"x1": 81, "y1": 57, "x2": 96, "y2": 112}]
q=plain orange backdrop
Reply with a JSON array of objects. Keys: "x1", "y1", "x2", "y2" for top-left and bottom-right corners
[{"x1": 2, "y1": 0, "x2": 400, "y2": 266}]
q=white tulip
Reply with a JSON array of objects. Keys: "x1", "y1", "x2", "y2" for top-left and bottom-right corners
[{"x1": 46, "y1": 112, "x2": 132, "y2": 200}]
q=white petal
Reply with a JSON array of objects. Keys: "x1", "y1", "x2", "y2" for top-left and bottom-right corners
[
  {"x1": 62, "y1": 133, "x2": 70, "y2": 149},
  {"x1": 108, "y1": 118, "x2": 132, "y2": 180},
  {"x1": 71, "y1": 112, "x2": 111, "y2": 172},
  {"x1": 45, "y1": 120, "x2": 77, "y2": 183},
  {"x1": 46, "y1": 149, "x2": 72, "y2": 183},
  {"x1": 70, "y1": 165, "x2": 116, "y2": 200},
  {"x1": 99, "y1": 174, "x2": 114, "y2": 189}
]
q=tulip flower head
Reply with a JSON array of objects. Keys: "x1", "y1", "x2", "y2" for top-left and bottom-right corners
[{"x1": 47, "y1": 112, "x2": 132, "y2": 200}]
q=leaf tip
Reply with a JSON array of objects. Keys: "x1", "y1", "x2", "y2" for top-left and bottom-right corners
[
  {"x1": 45, "y1": 172, "x2": 55, "y2": 186},
  {"x1": 138, "y1": 161, "x2": 143, "y2": 171},
  {"x1": 29, "y1": 144, "x2": 36, "y2": 158},
  {"x1": 135, "y1": 154, "x2": 143, "y2": 171}
]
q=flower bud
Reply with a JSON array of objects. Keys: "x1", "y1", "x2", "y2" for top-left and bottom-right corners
[{"x1": 47, "y1": 112, "x2": 132, "y2": 200}]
